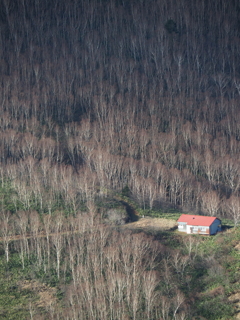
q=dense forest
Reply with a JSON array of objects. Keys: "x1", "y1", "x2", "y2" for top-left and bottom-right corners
[{"x1": 0, "y1": 0, "x2": 240, "y2": 318}]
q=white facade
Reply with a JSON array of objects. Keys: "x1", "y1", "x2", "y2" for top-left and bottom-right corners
[{"x1": 186, "y1": 225, "x2": 210, "y2": 235}]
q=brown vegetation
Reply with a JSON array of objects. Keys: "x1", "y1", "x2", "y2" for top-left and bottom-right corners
[
  {"x1": 123, "y1": 217, "x2": 177, "y2": 232},
  {"x1": 0, "y1": 0, "x2": 239, "y2": 318},
  {"x1": 0, "y1": 0, "x2": 238, "y2": 220}
]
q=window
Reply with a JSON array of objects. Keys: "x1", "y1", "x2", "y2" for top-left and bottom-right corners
[{"x1": 178, "y1": 223, "x2": 186, "y2": 231}]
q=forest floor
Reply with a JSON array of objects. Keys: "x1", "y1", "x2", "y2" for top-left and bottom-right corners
[{"x1": 18, "y1": 280, "x2": 57, "y2": 309}]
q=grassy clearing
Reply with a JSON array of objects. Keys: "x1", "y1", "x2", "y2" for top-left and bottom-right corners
[
  {"x1": 0, "y1": 257, "x2": 33, "y2": 320},
  {"x1": 122, "y1": 217, "x2": 177, "y2": 233},
  {"x1": 137, "y1": 207, "x2": 182, "y2": 220},
  {"x1": 0, "y1": 251, "x2": 58, "y2": 320}
]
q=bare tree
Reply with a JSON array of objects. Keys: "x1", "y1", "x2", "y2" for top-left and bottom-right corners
[
  {"x1": 172, "y1": 290, "x2": 185, "y2": 320},
  {"x1": 15, "y1": 211, "x2": 29, "y2": 268},
  {"x1": 142, "y1": 270, "x2": 159, "y2": 320},
  {"x1": 0, "y1": 211, "x2": 12, "y2": 262},
  {"x1": 201, "y1": 191, "x2": 220, "y2": 216},
  {"x1": 29, "y1": 210, "x2": 42, "y2": 265},
  {"x1": 51, "y1": 212, "x2": 65, "y2": 279},
  {"x1": 43, "y1": 214, "x2": 53, "y2": 269},
  {"x1": 225, "y1": 195, "x2": 240, "y2": 228}
]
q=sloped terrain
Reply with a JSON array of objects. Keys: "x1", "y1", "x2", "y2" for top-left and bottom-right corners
[{"x1": 123, "y1": 216, "x2": 177, "y2": 232}]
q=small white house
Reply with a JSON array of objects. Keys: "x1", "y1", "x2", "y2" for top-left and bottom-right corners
[{"x1": 177, "y1": 214, "x2": 221, "y2": 235}]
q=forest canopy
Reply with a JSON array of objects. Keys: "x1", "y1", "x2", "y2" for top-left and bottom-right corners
[
  {"x1": 0, "y1": 0, "x2": 240, "y2": 319},
  {"x1": 0, "y1": 0, "x2": 240, "y2": 217}
]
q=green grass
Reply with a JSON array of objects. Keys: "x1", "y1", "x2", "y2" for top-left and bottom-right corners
[
  {"x1": 0, "y1": 251, "x2": 59, "y2": 320},
  {"x1": 195, "y1": 295, "x2": 234, "y2": 320},
  {"x1": 0, "y1": 256, "x2": 33, "y2": 320},
  {"x1": 134, "y1": 206, "x2": 183, "y2": 219}
]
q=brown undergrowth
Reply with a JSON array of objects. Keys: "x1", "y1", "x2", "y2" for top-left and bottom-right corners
[{"x1": 122, "y1": 217, "x2": 177, "y2": 232}]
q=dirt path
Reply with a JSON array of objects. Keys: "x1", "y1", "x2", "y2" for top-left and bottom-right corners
[{"x1": 0, "y1": 229, "x2": 78, "y2": 242}]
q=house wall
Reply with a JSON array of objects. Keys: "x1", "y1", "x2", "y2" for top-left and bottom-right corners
[
  {"x1": 178, "y1": 222, "x2": 187, "y2": 232},
  {"x1": 209, "y1": 219, "x2": 221, "y2": 235},
  {"x1": 186, "y1": 225, "x2": 209, "y2": 234}
]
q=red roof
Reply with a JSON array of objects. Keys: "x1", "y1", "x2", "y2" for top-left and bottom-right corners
[{"x1": 177, "y1": 214, "x2": 219, "y2": 226}]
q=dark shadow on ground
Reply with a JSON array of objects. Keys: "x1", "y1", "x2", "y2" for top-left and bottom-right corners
[
  {"x1": 221, "y1": 225, "x2": 234, "y2": 232},
  {"x1": 120, "y1": 201, "x2": 139, "y2": 222}
]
